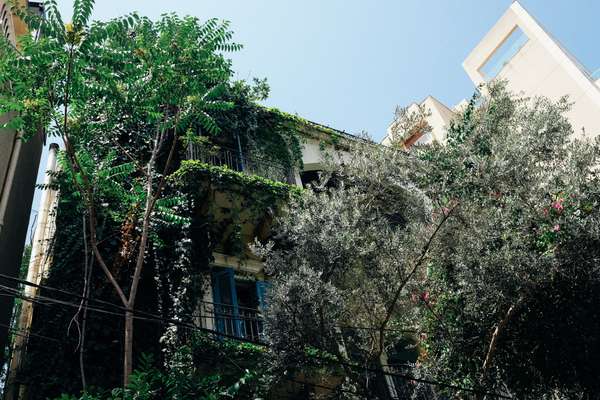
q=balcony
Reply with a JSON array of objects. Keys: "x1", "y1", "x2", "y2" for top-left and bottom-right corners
[
  {"x1": 197, "y1": 300, "x2": 264, "y2": 343},
  {"x1": 186, "y1": 142, "x2": 296, "y2": 184}
]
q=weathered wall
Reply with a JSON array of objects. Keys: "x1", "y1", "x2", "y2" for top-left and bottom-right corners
[
  {"x1": 0, "y1": 0, "x2": 44, "y2": 364},
  {"x1": 0, "y1": 128, "x2": 43, "y2": 364}
]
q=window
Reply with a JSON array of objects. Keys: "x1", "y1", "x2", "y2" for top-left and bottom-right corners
[
  {"x1": 211, "y1": 267, "x2": 270, "y2": 341},
  {"x1": 300, "y1": 170, "x2": 340, "y2": 189},
  {"x1": 480, "y1": 26, "x2": 529, "y2": 80},
  {"x1": 300, "y1": 170, "x2": 321, "y2": 188}
]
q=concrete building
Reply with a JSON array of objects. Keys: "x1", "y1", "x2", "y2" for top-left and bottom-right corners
[
  {"x1": 189, "y1": 118, "x2": 358, "y2": 339},
  {"x1": 381, "y1": 96, "x2": 455, "y2": 148},
  {"x1": 384, "y1": 1, "x2": 600, "y2": 147},
  {"x1": 0, "y1": 0, "x2": 44, "y2": 365},
  {"x1": 11, "y1": 107, "x2": 360, "y2": 397},
  {"x1": 5, "y1": 144, "x2": 58, "y2": 400}
]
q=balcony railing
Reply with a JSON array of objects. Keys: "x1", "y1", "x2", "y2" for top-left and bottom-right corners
[
  {"x1": 196, "y1": 300, "x2": 264, "y2": 343},
  {"x1": 186, "y1": 142, "x2": 296, "y2": 184}
]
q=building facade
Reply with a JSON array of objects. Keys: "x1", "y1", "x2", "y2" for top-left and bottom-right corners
[
  {"x1": 188, "y1": 118, "x2": 356, "y2": 342},
  {"x1": 384, "y1": 1, "x2": 600, "y2": 148},
  {"x1": 8, "y1": 106, "x2": 359, "y2": 398},
  {"x1": 0, "y1": 0, "x2": 44, "y2": 365}
]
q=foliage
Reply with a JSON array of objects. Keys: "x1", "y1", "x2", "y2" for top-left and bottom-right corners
[
  {"x1": 5, "y1": 1, "x2": 310, "y2": 394},
  {"x1": 0, "y1": 0, "x2": 244, "y2": 387},
  {"x1": 413, "y1": 82, "x2": 600, "y2": 399},
  {"x1": 172, "y1": 159, "x2": 301, "y2": 258},
  {"x1": 20, "y1": 244, "x2": 31, "y2": 278},
  {"x1": 19, "y1": 177, "x2": 172, "y2": 397},
  {"x1": 9, "y1": 2, "x2": 599, "y2": 399},
  {"x1": 388, "y1": 103, "x2": 433, "y2": 147},
  {"x1": 54, "y1": 333, "x2": 264, "y2": 400},
  {"x1": 173, "y1": 160, "x2": 303, "y2": 198},
  {"x1": 207, "y1": 79, "x2": 305, "y2": 173},
  {"x1": 258, "y1": 81, "x2": 600, "y2": 399},
  {"x1": 256, "y1": 142, "x2": 438, "y2": 398}
]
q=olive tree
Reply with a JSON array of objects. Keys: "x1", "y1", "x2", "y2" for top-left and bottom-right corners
[
  {"x1": 261, "y1": 83, "x2": 600, "y2": 399},
  {"x1": 256, "y1": 142, "x2": 454, "y2": 398},
  {"x1": 414, "y1": 83, "x2": 600, "y2": 398}
]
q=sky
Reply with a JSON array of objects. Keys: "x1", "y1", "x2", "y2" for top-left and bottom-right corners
[
  {"x1": 26, "y1": 0, "x2": 600, "y2": 241},
  {"x1": 53, "y1": 0, "x2": 600, "y2": 140}
]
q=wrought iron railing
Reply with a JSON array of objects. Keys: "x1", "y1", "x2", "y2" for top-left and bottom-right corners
[
  {"x1": 186, "y1": 143, "x2": 296, "y2": 184},
  {"x1": 196, "y1": 300, "x2": 264, "y2": 342}
]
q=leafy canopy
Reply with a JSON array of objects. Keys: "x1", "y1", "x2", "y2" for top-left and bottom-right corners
[{"x1": 413, "y1": 82, "x2": 600, "y2": 398}]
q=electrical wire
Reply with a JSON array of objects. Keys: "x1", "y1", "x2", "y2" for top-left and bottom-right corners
[
  {"x1": 0, "y1": 275, "x2": 512, "y2": 398},
  {"x1": 0, "y1": 321, "x2": 60, "y2": 343},
  {"x1": 0, "y1": 272, "x2": 424, "y2": 334}
]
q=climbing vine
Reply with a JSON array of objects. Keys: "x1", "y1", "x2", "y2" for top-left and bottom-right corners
[
  {"x1": 19, "y1": 153, "x2": 300, "y2": 398},
  {"x1": 198, "y1": 79, "x2": 305, "y2": 174}
]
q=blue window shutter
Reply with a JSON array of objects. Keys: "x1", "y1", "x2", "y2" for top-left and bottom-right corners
[
  {"x1": 211, "y1": 270, "x2": 222, "y2": 304},
  {"x1": 211, "y1": 268, "x2": 227, "y2": 334},
  {"x1": 211, "y1": 268, "x2": 241, "y2": 336},
  {"x1": 256, "y1": 280, "x2": 272, "y2": 313},
  {"x1": 227, "y1": 269, "x2": 243, "y2": 337}
]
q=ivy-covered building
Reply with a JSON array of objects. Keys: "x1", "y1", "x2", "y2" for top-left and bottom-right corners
[
  {"x1": 9, "y1": 101, "x2": 358, "y2": 398},
  {"x1": 179, "y1": 111, "x2": 355, "y2": 342}
]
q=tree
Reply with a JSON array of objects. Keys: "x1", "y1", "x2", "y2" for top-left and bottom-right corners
[
  {"x1": 414, "y1": 82, "x2": 600, "y2": 398},
  {"x1": 55, "y1": 333, "x2": 263, "y2": 400},
  {"x1": 260, "y1": 82, "x2": 600, "y2": 399},
  {"x1": 256, "y1": 142, "x2": 454, "y2": 398},
  {"x1": 388, "y1": 103, "x2": 432, "y2": 148},
  {"x1": 0, "y1": 0, "x2": 238, "y2": 385}
]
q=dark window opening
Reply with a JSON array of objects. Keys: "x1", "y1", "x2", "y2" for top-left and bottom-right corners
[
  {"x1": 300, "y1": 170, "x2": 340, "y2": 189},
  {"x1": 211, "y1": 268, "x2": 269, "y2": 341}
]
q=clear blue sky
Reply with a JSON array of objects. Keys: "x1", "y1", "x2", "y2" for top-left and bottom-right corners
[
  {"x1": 53, "y1": 0, "x2": 600, "y2": 141},
  {"x1": 26, "y1": 0, "x2": 600, "y2": 241}
]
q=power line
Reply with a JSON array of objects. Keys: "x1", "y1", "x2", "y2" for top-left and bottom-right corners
[
  {"x1": 0, "y1": 273, "x2": 419, "y2": 335},
  {"x1": 0, "y1": 275, "x2": 512, "y2": 398},
  {"x1": 0, "y1": 321, "x2": 60, "y2": 343},
  {"x1": 0, "y1": 273, "x2": 424, "y2": 335},
  {"x1": 0, "y1": 282, "x2": 265, "y2": 345}
]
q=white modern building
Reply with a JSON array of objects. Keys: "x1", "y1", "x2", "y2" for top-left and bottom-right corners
[
  {"x1": 383, "y1": 1, "x2": 600, "y2": 147},
  {"x1": 381, "y1": 96, "x2": 456, "y2": 147}
]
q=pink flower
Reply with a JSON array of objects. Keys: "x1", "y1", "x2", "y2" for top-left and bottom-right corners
[
  {"x1": 552, "y1": 224, "x2": 560, "y2": 232},
  {"x1": 420, "y1": 291, "x2": 430, "y2": 303},
  {"x1": 552, "y1": 201, "x2": 564, "y2": 212},
  {"x1": 543, "y1": 207, "x2": 549, "y2": 216}
]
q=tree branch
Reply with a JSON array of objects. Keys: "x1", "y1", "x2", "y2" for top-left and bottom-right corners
[
  {"x1": 59, "y1": 43, "x2": 128, "y2": 306},
  {"x1": 376, "y1": 203, "x2": 458, "y2": 356},
  {"x1": 481, "y1": 296, "x2": 524, "y2": 380}
]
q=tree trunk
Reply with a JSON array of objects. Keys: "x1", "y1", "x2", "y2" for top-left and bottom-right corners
[
  {"x1": 479, "y1": 296, "x2": 524, "y2": 398},
  {"x1": 123, "y1": 309, "x2": 134, "y2": 386}
]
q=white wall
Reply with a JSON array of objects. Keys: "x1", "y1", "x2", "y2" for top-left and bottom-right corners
[
  {"x1": 463, "y1": 1, "x2": 600, "y2": 139},
  {"x1": 381, "y1": 96, "x2": 455, "y2": 147}
]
